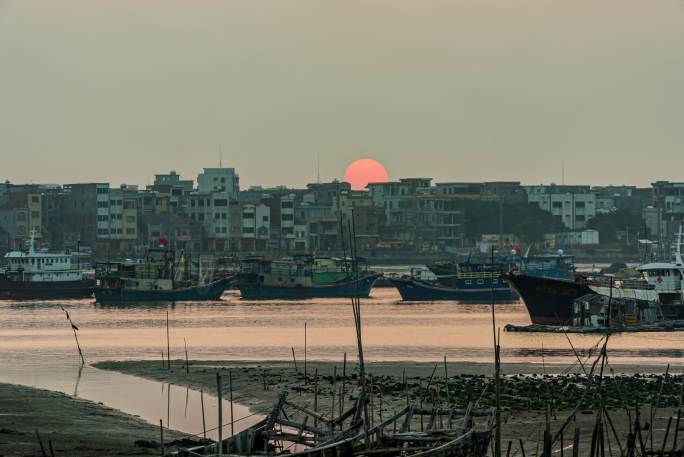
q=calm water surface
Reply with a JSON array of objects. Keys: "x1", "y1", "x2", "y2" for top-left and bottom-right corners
[{"x1": 1, "y1": 287, "x2": 682, "y2": 434}]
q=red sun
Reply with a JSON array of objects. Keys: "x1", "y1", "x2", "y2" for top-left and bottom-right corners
[{"x1": 344, "y1": 158, "x2": 388, "y2": 190}]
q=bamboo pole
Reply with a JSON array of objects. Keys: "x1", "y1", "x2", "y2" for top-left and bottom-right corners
[
  {"x1": 159, "y1": 420, "x2": 164, "y2": 457},
  {"x1": 304, "y1": 322, "x2": 307, "y2": 382},
  {"x1": 216, "y1": 373, "x2": 223, "y2": 457},
  {"x1": 291, "y1": 347, "x2": 298, "y2": 372},
  {"x1": 35, "y1": 430, "x2": 47, "y2": 457},
  {"x1": 166, "y1": 311, "x2": 170, "y2": 370},
  {"x1": 443, "y1": 355, "x2": 450, "y2": 405},
  {"x1": 184, "y1": 338, "x2": 189, "y2": 373},
  {"x1": 229, "y1": 369, "x2": 235, "y2": 437},
  {"x1": 200, "y1": 389, "x2": 207, "y2": 440},
  {"x1": 314, "y1": 368, "x2": 319, "y2": 428},
  {"x1": 60, "y1": 306, "x2": 85, "y2": 365}
]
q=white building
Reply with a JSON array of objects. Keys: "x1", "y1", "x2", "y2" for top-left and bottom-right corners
[
  {"x1": 241, "y1": 203, "x2": 270, "y2": 240},
  {"x1": 197, "y1": 168, "x2": 239, "y2": 198},
  {"x1": 525, "y1": 185, "x2": 596, "y2": 229},
  {"x1": 187, "y1": 193, "x2": 231, "y2": 250},
  {"x1": 553, "y1": 229, "x2": 600, "y2": 247}
]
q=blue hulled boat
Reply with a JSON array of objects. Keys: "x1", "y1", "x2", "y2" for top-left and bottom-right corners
[
  {"x1": 393, "y1": 252, "x2": 577, "y2": 303},
  {"x1": 390, "y1": 275, "x2": 516, "y2": 303}
]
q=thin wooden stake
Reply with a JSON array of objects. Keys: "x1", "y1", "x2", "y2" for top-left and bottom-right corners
[
  {"x1": 443, "y1": 355, "x2": 450, "y2": 405},
  {"x1": 35, "y1": 430, "x2": 47, "y2": 457},
  {"x1": 229, "y1": 369, "x2": 235, "y2": 437},
  {"x1": 304, "y1": 322, "x2": 308, "y2": 383},
  {"x1": 314, "y1": 368, "x2": 319, "y2": 428},
  {"x1": 159, "y1": 419, "x2": 164, "y2": 457},
  {"x1": 200, "y1": 389, "x2": 207, "y2": 440},
  {"x1": 166, "y1": 311, "x2": 170, "y2": 370},
  {"x1": 216, "y1": 373, "x2": 223, "y2": 457},
  {"x1": 291, "y1": 346, "x2": 298, "y2": 372},
  {"x1": 60, "y1": 306, "x2": 85, "y2": 365},
  {"x1": 184, "y1": 338, "x2": 189, "y2": 373}
]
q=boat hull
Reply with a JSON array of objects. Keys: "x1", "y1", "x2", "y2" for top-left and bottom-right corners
[
  {"x1": 391, "y1": 277, "x2": 517, "y2": 303},
  {"x1": 0, "y1": 279, "x2": 95, "y2": 300},
  {"x1": 94, "y1": 279, "x2": 228, "y2": 303},
  {"x1": 238, "y1": 274, "x2": 381, "y2": 300},
  {"x1": 504, "y1": 273, "x2": 592, "y2": 325}
]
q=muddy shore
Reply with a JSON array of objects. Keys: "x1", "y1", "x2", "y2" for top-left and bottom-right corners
[
  {"x1": 95, "y1": 359, "x2": 683, "y2": 455},
  {"x1": 0, "y1": 382, "x2": 183, "y2": 457}
]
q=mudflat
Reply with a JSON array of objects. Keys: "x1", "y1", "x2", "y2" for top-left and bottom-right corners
[
  {"x1": 0, "y1": 382, "x2": 182, "y2": 457},
  {"x1": 96, "y1": 359, "x2": 682, "y2": 455}
]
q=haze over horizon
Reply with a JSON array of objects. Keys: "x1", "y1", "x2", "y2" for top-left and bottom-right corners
[{"x1": 1, "y1": 0, "x2": 683, "y2": 188}]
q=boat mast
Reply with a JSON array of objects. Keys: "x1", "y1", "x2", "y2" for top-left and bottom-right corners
[{"x1": 490, "y1": 246, "x2": 502, "y2": 457}]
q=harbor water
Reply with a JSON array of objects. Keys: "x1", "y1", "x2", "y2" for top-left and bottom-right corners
[{"x1": 1, "y1": 287, "x2": 682, "y2": 435}]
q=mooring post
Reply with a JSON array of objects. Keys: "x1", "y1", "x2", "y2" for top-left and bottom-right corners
[
  {"x1": 291, "y1": 346, "x2": 298, "y2": 372},
  {"x1": 304, "y1": 322, "x2": 307, "y2": 383}
]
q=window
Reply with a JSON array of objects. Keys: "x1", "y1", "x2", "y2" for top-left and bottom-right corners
[
  {"x1": 214, "y1": 199, "x2": 228, "y2": 207},
  {"x1": 222, "y1": 213, "x2": 227, "y2": 219},
  {"x1": 281, "y1": 201, "x2": 294, "y2": 209},
  {"x1": 198, "y1": 214, "x2": 204, "y2": 221},
  {"x1": 575, "y1": 201, "x2": 585, "y2": 208},
  {"x1": 262, "y1": 216, "x2": 269, "y2": 222},
  {"x1": 125, "y1": 216, "x2": 135, "y2": 223},
  {"x1": 125, "y1": 228, "x2": 135, "y2": 234},
  {"x1": 282, "y1": 214, "x2": 294, "y2": 221},
  {"x1": 31, "y1": 196, "x2": 39, "y2": 203},
  {"x1": 465, "y1": 280, "x2": 472, "y2": 285},
  {"x1": 552, "y1": 202, "x2": 563, "y2": 208}
]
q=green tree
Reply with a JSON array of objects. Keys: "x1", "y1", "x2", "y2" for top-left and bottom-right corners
[
  {"x1": 458, "y1": 200, "x2": 565, "y2": 243},
  {"x1": 586, "y1": 209, "x2": 646, "y2": 244}
]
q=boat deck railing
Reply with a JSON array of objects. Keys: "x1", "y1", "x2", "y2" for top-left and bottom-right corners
[{"x1": 585, "y1": 276, "x2": 655, "y2": 290}]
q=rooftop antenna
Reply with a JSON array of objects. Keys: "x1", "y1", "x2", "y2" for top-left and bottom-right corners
[
  {"x1": 316, "y1": 154, "x2": 320, "y2": 184},
  {"x1": 561, "y1": 160, "x2": 565, "y2": 185}
]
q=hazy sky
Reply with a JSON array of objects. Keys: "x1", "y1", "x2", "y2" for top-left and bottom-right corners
[{"x1": 1, "y1": 0, "x2": 683, "y2": 188}]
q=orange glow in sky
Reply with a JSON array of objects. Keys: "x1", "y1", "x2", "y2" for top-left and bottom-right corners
[{"x1": 344, "y1": 158, "x2": 388, "y2": 190}]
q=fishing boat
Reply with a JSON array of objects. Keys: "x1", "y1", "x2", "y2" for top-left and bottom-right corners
[
  {"x1": 94, "y1": 249, "x2": 229, "y2": 303},
  {"x1": 237, "y1": 255, "x2": 382, "y2": 300},
  {"x1": 391, "y1": 261, "x2": 517, "y2": 303},
  {"x1": 0, "y1": 229, "x2": 95, "y2": 300}
]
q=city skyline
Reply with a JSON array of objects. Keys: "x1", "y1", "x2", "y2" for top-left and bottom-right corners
[{"x1": 2, "y1": 0, "x2": 684, "y2": 188}]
